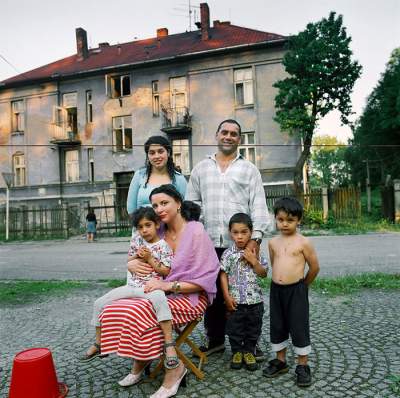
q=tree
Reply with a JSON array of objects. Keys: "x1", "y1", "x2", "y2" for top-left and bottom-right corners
[
  {"x1": 347, "y1": 48, "x2": 400, "y2": 185},
  {"x1": 309, "y1": 135, "x2": 352, "y2": 188},
  {"x1": 274, "y1": 12, "x2": 362, "y2": 190}
]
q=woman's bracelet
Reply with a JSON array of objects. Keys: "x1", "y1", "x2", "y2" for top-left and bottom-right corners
[{"x1": 172, "y1": 280, "x2": 181, "y2": 294}]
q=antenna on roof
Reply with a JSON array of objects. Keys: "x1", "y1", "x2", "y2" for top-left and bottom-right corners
[{"x1": 176, "y1": 1, "x2": 200, "y2": 31}]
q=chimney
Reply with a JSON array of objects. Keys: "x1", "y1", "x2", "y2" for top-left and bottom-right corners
[
  {"x1": 157, "y1": 28, "x2": 168, "y2": 38},
  {"x1": 200, "y1": 3, "x2": 210, "y2": 40},
  {"x1": 76, "y1": 28, "x2": 88, "y2": 60}
]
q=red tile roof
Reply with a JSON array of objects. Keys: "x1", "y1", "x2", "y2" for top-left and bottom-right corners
[{"x1": 1, "y1": 24, "x2": 286, "y2": 87}]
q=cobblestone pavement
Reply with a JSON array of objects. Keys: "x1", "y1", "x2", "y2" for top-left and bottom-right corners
[{"x1": 1, "y1": 285, "x2": 399, "y2": 397}]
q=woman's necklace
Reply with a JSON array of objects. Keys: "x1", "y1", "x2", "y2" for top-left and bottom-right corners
[{"x1": 166, "y1": 222, "x2": 186, "y2": 241}]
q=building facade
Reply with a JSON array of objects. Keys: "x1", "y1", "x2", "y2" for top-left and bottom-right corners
[{"x1": 0, "y1": 3, "x2": 300, "y2": 212}]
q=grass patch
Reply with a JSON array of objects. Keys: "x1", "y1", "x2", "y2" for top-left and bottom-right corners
[
  {"x1": 106, "y1": 279, "x2": 125, "y2": 288},
  {"x1": 388, "y1": 374, "x2": 400, "y2": 396},
  {"x1": 259, "y1": 273, "x2": 400, "y2": 296},
  {"x1": 0, "y1": 280, "x2": 90, "y2": 305}
]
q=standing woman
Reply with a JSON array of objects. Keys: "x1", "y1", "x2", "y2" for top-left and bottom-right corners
[
  {"x1": 86, "y1": 208, "x2": 97, "y2": 243},
  {"x1": 127, "y1": 136, "x2": 187, "y2": 215}
]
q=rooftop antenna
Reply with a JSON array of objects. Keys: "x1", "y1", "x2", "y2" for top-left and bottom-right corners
[{"x1": 176, "y1": 1, "x2": 200, "y2": 31}]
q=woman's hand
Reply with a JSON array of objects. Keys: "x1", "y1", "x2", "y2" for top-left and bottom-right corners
[
  {"x1": 143, "y1": 278, "x2": 169, "y2": 293},
  {"x1": 127, "y1": 258, "x2": 153, "y2": 277}
]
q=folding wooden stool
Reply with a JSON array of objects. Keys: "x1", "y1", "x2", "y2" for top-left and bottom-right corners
[{"x1": 149, "y1": 317, "x2": 208, "y2": 380}]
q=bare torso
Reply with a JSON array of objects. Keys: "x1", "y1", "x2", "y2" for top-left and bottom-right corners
[{"x1": 269, "y1": 233, "x2": 308, "y2": 284}]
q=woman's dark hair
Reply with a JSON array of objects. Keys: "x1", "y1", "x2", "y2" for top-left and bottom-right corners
[
  {"x1": 144, "y1": 136, "x2": 176, "y2": 187},
  {"x1": 149, "y1": 184, "x2": 201, "y2": 222},
  {"x1": 228, "y1": 212, "x2": 253, "y2": 231},
  {"x1": 131, "y1": 206, "x2": 160, "y2": 228},
  {"x1": 273, "y1": 197, "x2": 303, "y2": 219}
]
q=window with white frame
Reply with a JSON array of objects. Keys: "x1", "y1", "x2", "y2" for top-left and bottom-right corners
[
  {"x1": 11, "y1": 100, "x2": 25, "y2": 132},
  {"x1": 86, "y1": 90, "x2": 93, "y2": 123},
  {"x1": 13, "y1": 152, "x2": 26, "y2": 186},
  {"x1": 88, "y1": 148, "x2": 94, "y2": 182},
  {"x1": 109, "y1": 75, "x2": 131, "y2": 98},
  {"x1": 112, "y1": 116, "x2": 132, "y2": 151},
  {"x1": 234, "y1": 68, "x2": 253, "y2": 106},
  {"x1": 65, "y1": 150, "x2": 79, "y2": 182},
  {"x1": 239, "y1": 132, "x2": 256, "y2": 164},
  {"x1": 152, "y1": 80, "x2": 160, "y2": 116},
  {"x1": 170, "y1": 77, "x2": 186, "y2": 109},
  {"x1": 172, "y1": 139, "x2": 190, "y2": 174}
]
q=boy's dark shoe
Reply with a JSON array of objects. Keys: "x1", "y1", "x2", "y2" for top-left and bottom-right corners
[
  {"x1": 262, "y1": 358, "x2": 289, "y2": 378},
  {"x1": 198, "y1": 341, "x2": 225, "y2": 356},
  {"x1": 254, "y1": 344, "x2": 265, "y2": 362},
  {"x1": 243, "y1": 352, "x2": 258, "y2": 371},
  {"x1": 230, "y1": 352, "x2": 243, "y2": 370},
  {"x1": 295, "y1": 365, "x2": 312, "y2": 387}
]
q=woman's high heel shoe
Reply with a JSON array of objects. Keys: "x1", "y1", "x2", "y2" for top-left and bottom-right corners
[{"x1": 149, "y1": 368, "x2": 187, "y2": 398}]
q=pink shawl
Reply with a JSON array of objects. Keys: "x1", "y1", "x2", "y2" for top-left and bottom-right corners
[{"x1": 161, "y1": 221, "x2": 219, "y2": 306}]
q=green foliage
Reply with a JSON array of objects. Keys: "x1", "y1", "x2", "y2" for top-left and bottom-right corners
[
  {"x1": 311, "y1": 273, "x2": 400, "y2": 296},
  {"x1": 274, "y1": 12, "x2": 361, "y2": 188},
  {"x1": 309, "y1": 135, "x2": 352, "y2": 188},
  {"x1": 302, "y1": 208, "x2": 325, "y2": 227},
  {"x1": 107, "y1": 279, "x2": 125, "y2": 288},
  {"x1": 388, "y1": 374, "x2": 400, "y2": 395},
  {"x1": 0, "y1": 281, "x2": 89, "y2": 305},
  {"x1": 347, "y1": 48, "x2": 400, "y2": 185}
]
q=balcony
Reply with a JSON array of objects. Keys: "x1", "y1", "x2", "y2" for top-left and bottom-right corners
[
  {"x1": 161, "y1": 106, "x2": 192, "y2": 134},
  {"x1": 50, "y1": 123, "x2": 81, "y2": 146}
]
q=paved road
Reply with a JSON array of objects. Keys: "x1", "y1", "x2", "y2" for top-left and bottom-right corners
[
  {"x1": 1, "y1": 233, "x2": 399, "y2": 280},
  {"x1": 1, "y1": 286, "x2": 399, "y2": 397}
]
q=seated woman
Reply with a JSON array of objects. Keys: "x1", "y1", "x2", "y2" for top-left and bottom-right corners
[{"x1": 99, "y1": 184, "x2": 219, "y2": 398}]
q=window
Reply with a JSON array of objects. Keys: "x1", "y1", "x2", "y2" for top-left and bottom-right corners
[
  {"x1": 109, "y1": 75, "x2": 131, "y2": 98},
  {"x1": 62, "y1": 92, "x2": 78, "y2": 134},
  {"x1": 239, "y1": 132, "x2": 256, "y2": 164},
  {"x1": 86, "y1": 90, "x2": 93, "y2": 123},
  {"x1": 152, "y1": 81, "x2": 160, "y2": 116},
  {"x1": 112, "y1": 116, "x2": 132, "y2": 151},
  {"x1": 13, "y1": 153, "x2": 26, "y2": 186},
  {"x1": 172, "y1": 139, "x2": 190, "y2": 174},
  {"x1": 11, "y1": 100, "x2": 25, "y2": 132},
  {"x1": 65, "y1": 150, "x2": 79, "y2": 182},
  {"x1": 88, "y1": 148, "x2": 94, "y2": 182},
  {"x1": 170, "y1": 77, "x2": 186, "y2": 109},
  {"x1": 234, "y1": 68, "x2": 253, "y2": 106}
]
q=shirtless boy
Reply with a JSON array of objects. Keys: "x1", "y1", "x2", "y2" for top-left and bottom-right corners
[{"x1": 263, "y1": 197, "x2": 320, "y2": 387}]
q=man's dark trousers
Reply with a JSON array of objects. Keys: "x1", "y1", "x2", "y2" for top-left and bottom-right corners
[{"x1": 204, "y1": 247, "x2": 227, "y2": 345}]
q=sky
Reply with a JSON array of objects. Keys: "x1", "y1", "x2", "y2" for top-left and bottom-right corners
[{"x1": 1, "y1": 0, "x2": 399, "y2": 142}]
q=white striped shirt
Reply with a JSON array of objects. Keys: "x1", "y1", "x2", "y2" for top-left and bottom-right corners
[{"x1": 186, "y1": 153, "x2": 271, "y2": 248}]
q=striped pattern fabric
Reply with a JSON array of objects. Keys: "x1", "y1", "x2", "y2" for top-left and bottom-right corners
[{"x1": 99, "y1": 294, "x2": 208, "y2": 360}]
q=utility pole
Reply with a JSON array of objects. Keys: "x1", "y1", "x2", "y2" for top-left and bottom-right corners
[{"x1": 363, "y1": 159, "x2": 371, "y2": 214}]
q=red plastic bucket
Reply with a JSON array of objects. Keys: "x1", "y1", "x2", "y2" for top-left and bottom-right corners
[{"x1": 8, "y1": 348, "x2": 68, "y2": 398}]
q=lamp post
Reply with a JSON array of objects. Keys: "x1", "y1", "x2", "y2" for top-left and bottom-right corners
[{"x1": 2, "y1": 172, "x2": 13, "y2": 241}]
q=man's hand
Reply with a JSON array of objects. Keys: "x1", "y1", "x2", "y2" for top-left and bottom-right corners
[
  {"x1": 224, "y1": 295, "x2": 237, "y2": 312},
  {"x1": 127, "y1": 258, "x2": 153, "y2": 277}
]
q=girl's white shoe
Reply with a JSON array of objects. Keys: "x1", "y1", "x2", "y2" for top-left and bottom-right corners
[
  {"x1": 149, "y1": 368, "x2": 187, "y2": 398},
  {"x1": 118, "y1": 371, "x2": 143, "y2": 387}
]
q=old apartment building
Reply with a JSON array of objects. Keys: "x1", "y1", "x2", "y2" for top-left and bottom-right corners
[{"x1": 0, "y1": 3, "x2": 300, "y2": 210}]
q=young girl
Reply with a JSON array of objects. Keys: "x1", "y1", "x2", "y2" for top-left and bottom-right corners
[{"x1": 81, "y1": 207, "x2": 179, "y2": 377}]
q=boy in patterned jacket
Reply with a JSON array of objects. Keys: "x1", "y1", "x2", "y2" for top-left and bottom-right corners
[{"x1": 220, "y1": 213, "x2": 268, "y2": 371}]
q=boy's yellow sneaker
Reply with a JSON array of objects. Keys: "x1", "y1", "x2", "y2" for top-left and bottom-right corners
[
  {"x1": 243, "y1": 352, "x2": 258, "y2": 371},
  {"x1": 230, "y1": 352, "x2": 243, "y2": 370}
]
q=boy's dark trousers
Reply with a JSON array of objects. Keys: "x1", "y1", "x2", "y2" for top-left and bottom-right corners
[
  {"x1": 226, "y1": 302, "x2": 264, "y2": 353},
  {"x1": 203, "y1": 247, "x2": 227, "y2": 346}
]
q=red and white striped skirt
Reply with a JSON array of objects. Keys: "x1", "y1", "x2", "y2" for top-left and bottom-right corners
[{"x1": 99, "y1": 294, "x2": 208, "y2": 360}]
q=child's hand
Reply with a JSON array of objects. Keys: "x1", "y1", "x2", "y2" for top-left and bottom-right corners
[
  {"x1": 137, "y1": 246, "x2": 152, "y2": 262},
  {"x1": 242, "y1": 247, "x2": 258, "y2": 267},
  {"x1": 224, "y1": 295, "x2": 237, "y2": 312}
]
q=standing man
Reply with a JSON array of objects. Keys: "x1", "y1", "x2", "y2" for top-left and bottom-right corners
[{"x1": 186, "y1": 119, "x2": 270, "y2": 361}]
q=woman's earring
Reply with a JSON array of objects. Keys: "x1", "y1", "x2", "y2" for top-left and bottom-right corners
[{"x1": 177, "y1": 208, "x2": 181, "y2": 213}]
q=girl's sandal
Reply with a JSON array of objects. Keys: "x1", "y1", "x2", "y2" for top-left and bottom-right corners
[
  {"x1": 163, "y1": 342, "x2": 180, "y2": 370},
  {"x1": 79, "y1": 342, "x2": 108, "y2": 362}
]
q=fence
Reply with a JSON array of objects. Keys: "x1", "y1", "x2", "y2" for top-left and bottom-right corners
[
  {"x1": 265, "y1": 185, "x2": 361, "y2": 221},
  {"x1": 0, "y1": 203, "x2": 131, "y2": 240}
]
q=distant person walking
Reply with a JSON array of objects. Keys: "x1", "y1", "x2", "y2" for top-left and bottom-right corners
[{"x1": 86, "y1": 208, "x2": 97, "y2": 243}]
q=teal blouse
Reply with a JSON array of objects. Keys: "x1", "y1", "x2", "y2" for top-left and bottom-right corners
[{"x1": 126, "y1": 168, "x2": 187, "y2": 214}]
